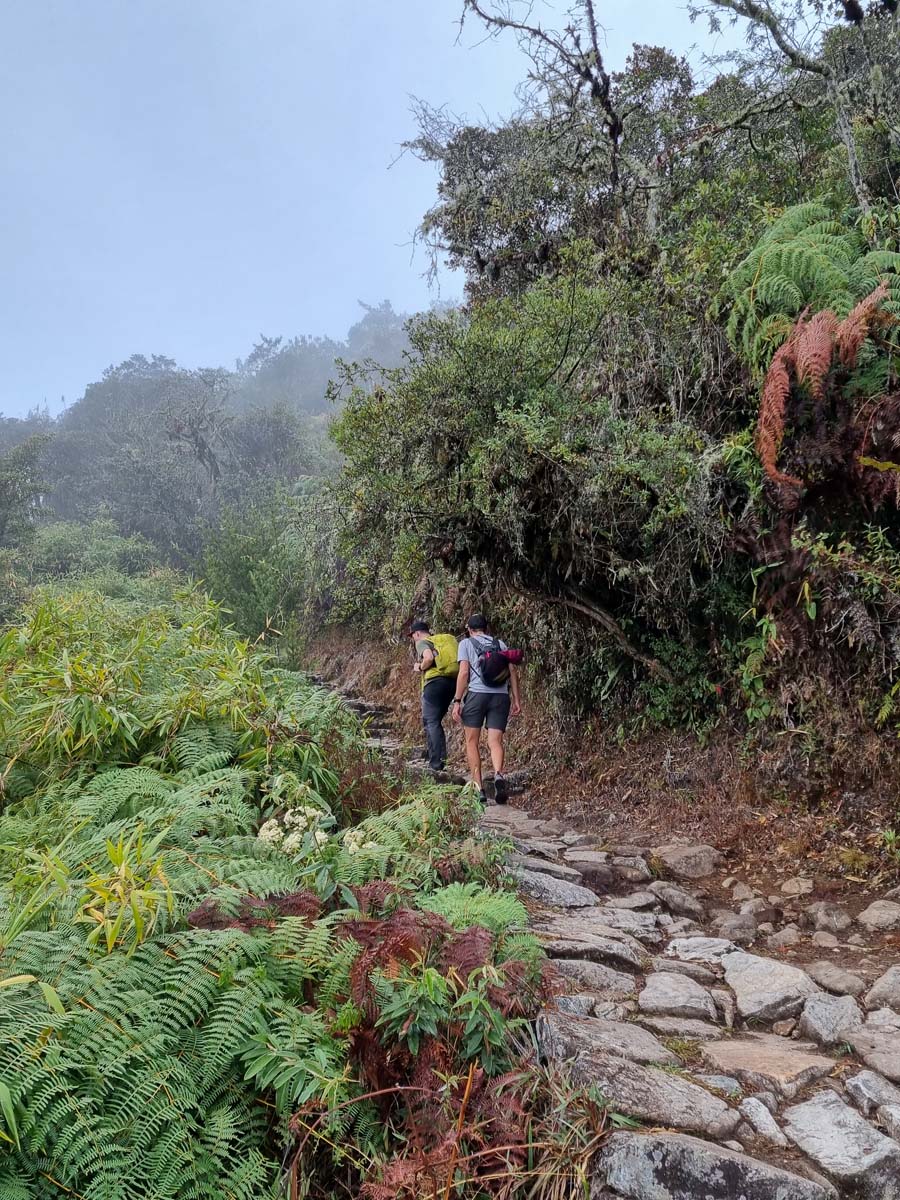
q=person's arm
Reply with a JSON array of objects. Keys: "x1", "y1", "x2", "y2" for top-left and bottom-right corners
[
  {"x1": 509, "y1": 663, "x2": 522, "y2": 717},
  {"x1": 413, "y1": 641, "x2": 437, "y2": 673},
  {"x1": 452, "y1": 659, "x2": 470, "y2": 723}
]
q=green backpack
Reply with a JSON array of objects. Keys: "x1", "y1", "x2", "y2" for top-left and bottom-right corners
[{"x1": 426, "y1": 632, "x2": 459, "y2": 681}]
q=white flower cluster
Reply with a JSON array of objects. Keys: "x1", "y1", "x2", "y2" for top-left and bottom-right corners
[
  {"x1": 256, "y1": 804, "x2": 331, "y2": 855},
  {"x1": 342, "y1": 829, "x2": 379, "y2": 856}
]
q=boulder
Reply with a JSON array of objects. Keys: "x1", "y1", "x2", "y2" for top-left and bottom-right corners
[
  {"x1": 857, "y1": 900, "x2": 900, "y2": 932},
  {"x1": 571, "y1": 1052, "x2": 740, "y2": 1139},
  {"x1": 638, "y1": 971, "x2": 717, "y2": 1022},
  {"x1": 805, "y1": 960, "x2": 866, "y2": 997},
  {"x1": 516, "y1": 868, "x2": 599, "y2": 908},
  {"x1": 868, "y1": 1007, "x2": 900, "y2": 1032},
  {"x1": 732, "y1": 882, "x2": 757, "y2": 902},
  {"x1": 508, "y1": 853, "x2": 584, "y2": 882},
  {"x1": 845, "y1": 1070, "x2": 900, "y2": 1117},
  {"x1": 806, "y1": 901, "x2": 853, "y2": 934},
  {"x1": 847, "y1": 1028, "x2": 900, "y2": 1083},
  {"x1": 766, "y1": 924, "x2": 802, "y2": 950},
  {"x1": 552, "y1": 958, "x2": 637, "y2": 998},
  {"x1": 554, "y1": 993, "x2": 597, "y2": 1016},
  {"x1": 597, "y1": 1130, "x2": 837, "y2": 1200},
  {"x1": 783, "y1": 1091, "x2": 900, "y2": 1198},
  {"x1": 538, "y1": 1010, "x2": 678, "y2": 1066},
  {"x1": 798, "y1": 993, "x2": 864, "y2": 1047},
  {"x1": 722, "y1": 951, "x2": 820, "y2": 1021},
  {"x1": 611, "y1": 856, "x2": 653, "y2": 883},
  {"x1": 666, "y1": 936, "x2": 737, "y2": 964},
  {"x1": 811, "y1": 932, "x2": 839, "y2": 949},
  {"x1": 700, "y1": 1033, "x2": 833, "y2": 1098},
  {"x1": 739, "y1": 1097, "x2": 789, "y2": 1147},
  {"x1": 865, "y1": 965, "x2": 900, "y2": 1013},
  {"x1": 534, "y1": 914, "x2": 648, "y2": 971},
  {"x1": 878, "y1": 1104, "x2": 900, "y2": 1140},
  {"x1": 647, "y1": 881, "x2": 706, "y2": 921},
  {"x1": 652, "y1": 843, "x2": 722, "y2": 880}
]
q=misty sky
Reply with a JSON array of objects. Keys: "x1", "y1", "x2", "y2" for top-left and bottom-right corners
[{"x1": 1, "y1": 1, "x2": 734, "y2": 417}]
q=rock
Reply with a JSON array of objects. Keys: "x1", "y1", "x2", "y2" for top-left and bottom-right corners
[
  {"x1": 732, "y1": 882, "x2": 756, "y2": 902},
  {"x1": 742, "y1": 897, "x2": 780, "y2": 922},
  {"x1": 857, "y1": 900, "x2": 900, "y2": 932},
  {"x1": 782, "y1": 877, "x2": 814, "y2": 897},
  {"x1": 758, "y1": 923, "x2": 776, "y2": 935},
  {"x1": 845, "y1": 1070, "x2": 900, "y2": 1117},
  {"x1": 611, "y1": 856, "x2": 653, "y2": 883},
  {"x1": 538, "y1": 1011, "x2": 677, "y2": 1066},
  {"x1": 636, "y1": 1014, "x2": 726, "y2": 1040},
  {"x1": 772, "y1": 1018, "x2": 797, "y2": 1036},
  {"x1": 739, "y1": 1097, "x2": 789, "y2": 1147},
  {"x1": 597, "y1": 1130, "x2": 837, "y2": 1200},
  {"x1": 806, "y1": 901, "x2": 853, "y2": 934},
  {"x1": 722, "y1": 951, "x2": 820, "y2": 1021},
  {"x1": 509, "y1": 853, "x2": 584, "y2": 882},
  {"x1": 865, "y1": 966, "x2": 900, "y2": 1013},
  {"x1": 586, "y1": 906, "x2": 662, "y2": 945},
  {"x1": 805, "y1": 960, "x2": 866, "y2": 997},
  {"x1": 647, "y1": 880, "x2": 705, "y2": 921},
  {"x1": 798, "y1": 993, "x2": 863, "y2": 1047},
  {"x1": 650, "y1": 955, "x2": 718, "y2": 985},
  {"x1": 562, "y1": 849, "x2": 615, "y2": 890},
  {"x1": 723, "y1": 876, "x2": 738, "y2": 889},
  {"x1": 607, "y1": 891, "x2": 658, "y2": 910},
  {"x1": 878, "y1": 1104, "x2": 900, "y2": 1140},
  {"x1": 666, "y1": 937, "x2": 737, "y2": 964},
  {"x1": 560, "y1": 830, "x2": 592, "y2": 848},
  {"x1": 711, "y1": 988, "x2": 736, "y2": 1030},
  {"x1": 714, "y1": 912, "x2": 758, "y2": 945},
  {"x1": 552, "y1": 958, "x2": 638, "y2": 998},
  {"x1": 783, "y1": 1091, "x2": 900, "y2": 1198},
  {"x1": 700, "y1": 1034, "x2": 833, "y2": 1098},
  {"x1": 517, "y1": 868, "x2": 599, "y2": 908},
  {"x1": 652, "y1": 843, "x2": 722, "y2": 880},
  {"x1": 868, "y1": 1007, "x2": 900, "y2": 1031},
  {"x1": 554, "y1": 993, "x2": 597, "y2": 1016},
  {"x1": 812, "y1": 932, "x2": 839, "y2": 949},
  {"x1": 570, "y1": 1053, "x2": 739, "y2": 1138},
  {"x1": 656, "y1": 914, "x2": 704, "y2": 938},
  {"x1": 848, "y1": 933, "x2": 867, "y2": 947},
  {"x1": 694, "y1": 1073, "x2": 743, "y2": 1096},
  {"x1": 638, "y1": 972, "x2": 717, "y2": 1022},
  {"x1": 751, "y1": 1091, "x2": 779, "y2": 1114},
  {"x1": 535, "y1": 915, "x2": 648, "y2": 972},
  {"x1": 847, "y1": 1028, "x2": 900, "y2": 1083},
  {"x1": 766, "y1": 923, "x2": 802, "y2": 950}
]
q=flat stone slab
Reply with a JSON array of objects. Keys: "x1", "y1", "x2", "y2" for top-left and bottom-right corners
[
  {"x1": 534, "y1": 914, "x2": 648, "y2": 972},
  {"x1": 722, "y1": 951, "x2": 820, "y2": 1021},
  {"x1": 516, "y1": 868, "x2": 599, "y2": 908},
  {"x1": 638, "y1": 971, "x2": 717, "y2": 1022},
  {"x1": 561, "y1": 849, "x2": 615, "y2": 888},
  {"x1": 805, "y1": 960, "x2": 866, "y2": 997},
  {"x1": 783, "y1": 1091, "x2": 900, "y2": 1197},
  {"x1": 508, "y1": 853, "x2": 584, "y2": 882},
  {"x1": 847, "y1": 1028, "x2": 900, "y2": 1083},
  {"x1": 634, "y1": 1014, "x2": 726, "y2": 1040},
  {"x1": 700, "y1": 1033, "x2": 833, "y2": 1098},
  {"x1": 586, "y1": 905, "x2": 663, "y2": 945},
  {"x1": 552, "y1": 957, "x2": 638, "y2": 998},
  {"x1": 598, "y1": 1130, "x2": 836, "y2": 1200},
  {"x1": 651, "y1": 955, "x2": 719, "y2": 984},
  {"x1": 798, "y1": 993, "x2": 864, "y2": 1047},
  {"x1": 648, "y1": 880, "x2": 706, "y2": 921},
  {"x1": 865, "y1": 965, "x2": 900, "y2": 1013},
  {"x1": 652, "y1": 842, "x2": 722, "y2": 880},
  {"x1": 570, "y1": 1052, "x2": 740, "y2": 1139},
  {"x1": 846, "y1": 1070, "x2": 900, "y2": 1117},
  {"x1": 538, "y1": 1010, "x2": 677, "y2": 1066},
  {"x1": 607, "y1": 891, "x2": 657, "y2": 910},
  {"x1": 666, "y1": 937, "x2": 737, "y2": 964},
  {"x1": 693, "y1": 1073, "x2": 743, "y2": 1096}
]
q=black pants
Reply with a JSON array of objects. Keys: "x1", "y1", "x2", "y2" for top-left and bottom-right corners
[{"x1": 421, "y1": 676, "x2": 455, "y2": 770}]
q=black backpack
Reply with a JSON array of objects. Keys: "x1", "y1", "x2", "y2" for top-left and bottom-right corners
[{"x1": 473, "y1": 636, "x2": 524, "y2": 686}]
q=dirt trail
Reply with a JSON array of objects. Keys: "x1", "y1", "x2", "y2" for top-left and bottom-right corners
[{"x1": 328, "y1": 670, "x2": 900, "y2": 1199}]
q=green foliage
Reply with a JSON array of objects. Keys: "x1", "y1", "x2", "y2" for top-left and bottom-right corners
[{"x1": 723, "y1": 201, "x2": 900, "y2": 374}]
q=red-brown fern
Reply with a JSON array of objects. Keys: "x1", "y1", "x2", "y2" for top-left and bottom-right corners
[{"x1": 836, "y1": 281, "x2": 889, "y2": 367}]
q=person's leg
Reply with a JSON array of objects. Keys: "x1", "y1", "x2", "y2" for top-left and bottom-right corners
[
  {"x1": 486, "y1": 694, "x2": 511, "y2": 803},
  {"x1": 464, "y1": 726, "x2": 483, "y2": 788},
  {"x1": 462, "y1": 692, "x2": 487, "y2": 791},
  {"x1": 422, "y1": 682, "x2": 449, "y2": 771},
  {"x1": 486, "y1": 728, "x2": 505, "y2": 776}
]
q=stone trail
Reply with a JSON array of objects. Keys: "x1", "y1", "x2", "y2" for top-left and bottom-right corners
[{"x1": 333, "y1": 682, "x2": 900, "y2": 1200}]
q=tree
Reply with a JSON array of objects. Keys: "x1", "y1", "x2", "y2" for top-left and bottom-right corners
[{"x1": 0, "y1": 437, "x2": 46, "y2": 550}]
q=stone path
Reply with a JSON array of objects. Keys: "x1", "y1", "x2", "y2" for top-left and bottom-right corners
[{"x1": 334, "y1": 683, "x2": 900, "y2": 1199}]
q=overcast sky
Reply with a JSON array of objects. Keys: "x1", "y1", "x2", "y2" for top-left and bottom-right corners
[{"x1": 1, "y1": 1, "x2": 732, "y2": 417}]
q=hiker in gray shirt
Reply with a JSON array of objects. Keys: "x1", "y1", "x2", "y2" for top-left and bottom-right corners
[{"x1": 451, "y1": 613, "x2": 521, "y2": 804}]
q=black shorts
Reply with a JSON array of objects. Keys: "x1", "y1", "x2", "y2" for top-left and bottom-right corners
[{"x1": 462, "y1": 691, "x2": 511, "y2": 731}]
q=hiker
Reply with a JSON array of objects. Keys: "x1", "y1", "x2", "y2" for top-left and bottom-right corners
[
  {"x1": 410, "y1": 620, "x2": 458, "y2": 773},
  {"x1": 451, "y1": 613, "x2": 522, "y2": 804}
]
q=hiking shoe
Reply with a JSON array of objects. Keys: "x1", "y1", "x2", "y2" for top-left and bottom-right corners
[
  {"x1": 494, "y1": 774, "x2": 508, "y2": 805},
  {"x1": 478, "y1": 790, "x2": 488, "y2": 806}
]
